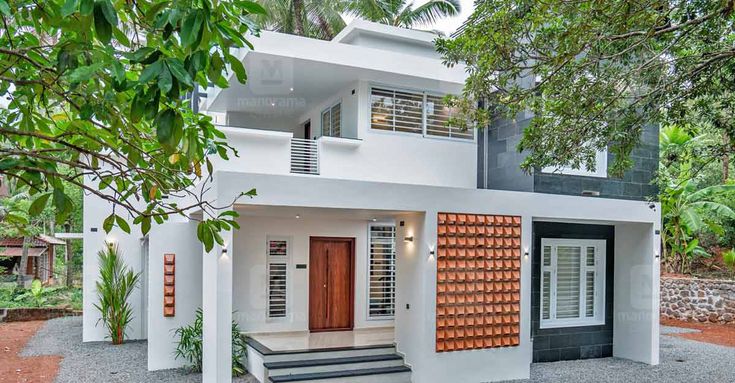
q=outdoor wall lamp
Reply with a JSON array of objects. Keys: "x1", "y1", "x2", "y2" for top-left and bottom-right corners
[
  {"x1": 524, "y1": 247, "x2": 529, "y2": 259},
  {"x1": 404, "y1": 236, "x2": 414, "y2": 243},
  {"x1": 222, "y1": 244, "x2": 228, "y2": 254}
]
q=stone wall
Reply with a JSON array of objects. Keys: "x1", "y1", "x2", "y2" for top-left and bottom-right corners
[
  {"x1": 660, "y1": 276, "x2": 735, "y2": 324},
  {"x1": 0, "y1": 307, "x2": 81, "y2": 322}
]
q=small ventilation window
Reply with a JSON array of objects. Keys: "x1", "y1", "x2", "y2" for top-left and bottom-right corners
[{"x1": 266, "y1": 237, "x2": 289, "y2": 319}]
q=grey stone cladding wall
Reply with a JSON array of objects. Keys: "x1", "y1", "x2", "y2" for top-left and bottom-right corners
[
  {"x1": 660, "y1": 277, "x2": 735, "y2": 324},
  {"x1": 478, "y1": 111, "x2": 659, "y2": 201}
]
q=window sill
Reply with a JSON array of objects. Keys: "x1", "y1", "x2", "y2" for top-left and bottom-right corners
[
  {"x1": 540, "y1": 319, "x2": 605, "y2": 329},
  {"x1": 318, "y1": 136, "x2": 362, "y2": 148}
]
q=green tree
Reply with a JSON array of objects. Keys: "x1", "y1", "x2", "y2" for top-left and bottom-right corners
[
  {"x1": 437, "y1": 1, "x2": 735, "y2": 176},
  {"x1": 348, "y1": 0, "x2": 461, "y2": 29},
  {"x1": 257, "y1": 0, "x2": 346, "y2": 40},
  {"x1": 0, "y1": 0, "x2": 264, "y2": 252}
]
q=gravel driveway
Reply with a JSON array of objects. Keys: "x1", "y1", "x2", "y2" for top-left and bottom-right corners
[
  {"x1": 21, "y1": 316, "x2": 256, "y2": 383},
  {"x1": 508, "y1": 326, "x2": 735, "y2": 383},
  {"x1": 21, "y1": 317, "x2": 734, "y2": 383}
]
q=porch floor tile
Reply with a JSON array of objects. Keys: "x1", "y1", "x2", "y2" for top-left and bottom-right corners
[{"x1": 246, "y1": 327, "x2": 394, "y2": 352}]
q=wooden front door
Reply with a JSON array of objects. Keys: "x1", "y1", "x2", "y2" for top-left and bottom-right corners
[{"x1": 309, "y1": 237, "x2": 355, "y2": 332}]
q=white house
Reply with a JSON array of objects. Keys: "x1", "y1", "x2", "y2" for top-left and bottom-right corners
[{"x1": 83, "y1": 20, "x2": 661, "y2": 383}]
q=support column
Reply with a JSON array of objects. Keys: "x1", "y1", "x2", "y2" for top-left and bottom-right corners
[{"x1": 202, "y1": 229, "x2": 234, "y2": 383}]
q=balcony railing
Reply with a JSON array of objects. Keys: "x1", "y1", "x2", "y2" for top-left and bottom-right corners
[{"x1": 290, "y1": 138, "x2": 319, "y2": 175}]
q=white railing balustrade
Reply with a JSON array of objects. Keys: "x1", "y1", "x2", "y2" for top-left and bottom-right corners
[{"x1": 290, "y1": 138, "x2": 319, "y2": 175}]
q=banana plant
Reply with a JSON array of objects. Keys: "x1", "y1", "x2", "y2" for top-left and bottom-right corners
[{"x1": 661, "y1": 180, "x2": 735, "y2": 273}]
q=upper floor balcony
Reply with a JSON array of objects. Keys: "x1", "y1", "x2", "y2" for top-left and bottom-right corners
[{"x1": 201, "y1": 22, "x2": 477, "y2": 189}]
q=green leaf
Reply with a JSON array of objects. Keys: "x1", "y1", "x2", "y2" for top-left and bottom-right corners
[
  {"x1": 233, "y1": 1, "x2": 267, "y2": 15},
  {"x1": 158, "y1": 65, "x2": 173, "y2": 94},
  {"x1": 99, "y1": 0, "x2": 118, "y2": 26},
  {"x1": 93, "y1": 2, "x2": 113, "y2": 44},
  {"x1": 66, "y1": 63, "x2": 103, "y2": 83},
  {"x1": 103, "y1": 214, "x2": 115, "y2": 233},
  {"x1": 115, "y1": 215, "x2": 131, "y2": 234},
  {"x1": 225, "y1": 54, "x2": 247, "y2": 83},
  {"x1": 180, "y1": 10, "x2": 203, "y2": 48},
  {"x1": 154, "y1": 109, "x2": 176, "y2": 149},
  {"x1": 61, "y1": 0, "x2": 79, "y2": 17},
  {"x1": 139, "y1": 60, "x2": 163, "y2": 83},
  {"x1": 130, "y1": 93, "x2": 146, "y2": 123},
  {"x1": 79, "y1": 0, "x2": 93, "y2": 15},
  {"x1": 52, "y1": 189, "x2": 74, "y2": 222},
  {"x1": 28, "y1": 193, "x2": 51, "y2": 217},
  {"x1": 0, "y1": 0, "x2": 10, "y2": 16},
  {"x1": 141, "y1": 216, "x2": 151, "y2": 236},
  {"x1": 166, "y1": 59, "x2": 193, "y2": 87}
]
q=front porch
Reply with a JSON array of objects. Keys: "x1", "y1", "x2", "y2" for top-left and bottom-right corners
[{"x1": 191, "y1": 172, "x2": 661, "y2": 383}]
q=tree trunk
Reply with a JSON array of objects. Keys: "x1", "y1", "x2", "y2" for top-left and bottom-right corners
[
  {"x1": 316, "y1": 14, "x2": 334, "y2": 39},
  {"x1": 65, "y1": 222, "x2": 73, "y2": 287},
  {"x1": 724, "y1": 131, "x2": 730, "y2": 182},
  {"x1": 16, "y1": 236, "x2": 30, "y2": 288},
  {"x1": 293, "y1": 0, "x2": 305, "y2": 36}
]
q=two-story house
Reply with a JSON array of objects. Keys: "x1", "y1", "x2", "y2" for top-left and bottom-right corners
[{"x1": 82, "y1": 20, "x2": 661, "y2": 383}]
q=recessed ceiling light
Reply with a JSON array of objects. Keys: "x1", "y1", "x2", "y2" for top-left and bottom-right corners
[
  {"x1": 289, "y1": 87, "x2": 294, "y2": 92},
  {"x1": 371, "y1": 218, "x2": 377, "y2": 222},
  {"x1": 295, "y1": 214, "x2": 301, "y2": 219}
]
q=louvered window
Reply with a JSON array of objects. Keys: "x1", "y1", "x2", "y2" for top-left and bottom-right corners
[
  {"x1": 266, "y1": 238, "x2": 289, "y2": 319},
  {"x1": 370, "y1": 87, "x2": 473, "y2": 140},
  {"x1": 321, "y1": 102, "x2": 341, "y2": 137},
  {"x1": 540, "y1": 238, "x2": 605, "y2": 328},
  {"x1": 368, "y1": 224, "x2": 396, "y2": 319}
]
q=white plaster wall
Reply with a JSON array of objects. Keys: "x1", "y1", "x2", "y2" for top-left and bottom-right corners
[
  {"x1": 82, "y1": 184, "x2": 147, "y2": 342},
  {"x1": 344, "y1": 33, "x2": 440, "y2": 59},
  {"x1": 147, "y1": 221, "x2": 203, "y2": 371},
  {"x1": 215, "y1": 172, "x2": 661, "y2": 382},
  {"x1": 232, "y1": 215, "x2": 394, "y2": 333},
  {"x1": 613, "y1": 223, "x2": 660, "y2": 365},
  {"x1": 210, "y1": 127, "x2": 292, "y2": 175}
]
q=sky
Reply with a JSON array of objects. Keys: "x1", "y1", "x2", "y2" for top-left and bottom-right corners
[{"x1": 342, "y1": 0, "x2": 476, "y2": 36}]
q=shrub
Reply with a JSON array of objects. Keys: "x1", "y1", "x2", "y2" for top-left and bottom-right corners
[
  {"x1": 94, "y1": 244, "x2": 141, "y2": 345},
  {"x1": 724, "y1": 249, "x2": 735, "y2": 278},
  {"x1": 174, "y1": 308, "x2": 248, "y2": 376}
]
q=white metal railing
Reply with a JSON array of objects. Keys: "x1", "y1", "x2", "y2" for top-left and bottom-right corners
[{"x1": 290, "y1": 138, "x2": 319, "y2": 175}]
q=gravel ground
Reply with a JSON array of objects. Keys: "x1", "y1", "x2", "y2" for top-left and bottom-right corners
[
  {"x1": 21, "y1": 317, "x2": 734, "y2": 383},
  {"x1": 661, "y1": 325, "x2": 701, "y2": 334},
  {"x1": 21, "y1": 316, "x2": 256, "y2": 383},
  {"x1": 506, "y1": 329, "x2": 734, "y2": 383}
]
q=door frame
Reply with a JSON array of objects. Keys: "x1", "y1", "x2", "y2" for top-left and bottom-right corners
[{"x1": 308, "y1": 236, "x2": 356, "y2": 332}]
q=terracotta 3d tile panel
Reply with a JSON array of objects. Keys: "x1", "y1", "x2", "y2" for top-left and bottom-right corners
[
  {"x1": 163, "y1": 253, "x2": 175, "y2": 317},
  {"x1": 436, "y1": 213, "x2": 521, "y2": 352}
]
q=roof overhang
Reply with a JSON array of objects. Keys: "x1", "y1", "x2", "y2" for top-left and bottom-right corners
[{"x1": 204, "y1": 30, "x2": 466, "y2": 115}]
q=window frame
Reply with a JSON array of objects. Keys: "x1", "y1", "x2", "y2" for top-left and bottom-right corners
[
  {"x1": 321, "y1": 100, "x2": 342, "y2": 138},
  {"x1": 540, "y1": 148, "x2": 608, "y2": 178},
  {"x1": 368, "y1": 84, "x2": 475, "y2": 142},
  {"x1": 366, "y1": 223, "x2": 396, "y2": 320},
  {"x1": 539, "y1": 238, "x2": 606, "y2": 329},
  {"x1": 266, "y1": 236, "x2": 291, "y2": 320}
]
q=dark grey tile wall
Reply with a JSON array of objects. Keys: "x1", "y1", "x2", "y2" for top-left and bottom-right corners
[
  {"x1": 478, "y1": 109, "x2": 660, "y2": 201},
  {"x1": 531, "y1": 222, "x2": 615, "y2": 363},
  {"x1": 533, "y1": 123, "x2": 659, "y2": 200}
]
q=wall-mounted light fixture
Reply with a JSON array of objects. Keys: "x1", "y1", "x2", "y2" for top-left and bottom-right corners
[
  {"x1": 222, "y1": 243, "x2": 228, "y2": 255},
  {"x1": 428, "y1": 244, "x2": 436, "y2": 261},
  {"x1": 654, "y1": 251, "x2": 659, "y2": 260},
  {"x1": 404, "y1": 235, "x2": 414, "y2": 243},
  {"x1": 524, "y1": 247, "x2": 529, "y2": 260}
]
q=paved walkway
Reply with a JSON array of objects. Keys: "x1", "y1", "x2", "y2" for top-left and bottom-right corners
[{"x1": 12, "y1": 317, "x2": 735, "y2": 382}]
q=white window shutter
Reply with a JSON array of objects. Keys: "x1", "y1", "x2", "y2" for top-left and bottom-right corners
[{"x1": 368, "y1": 225, "x2": 396, "y2": 319}]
